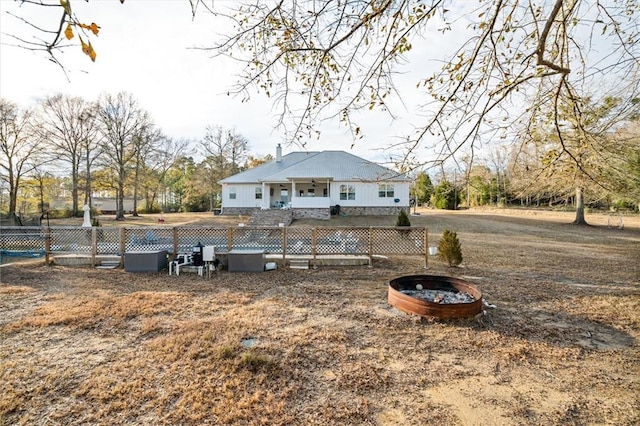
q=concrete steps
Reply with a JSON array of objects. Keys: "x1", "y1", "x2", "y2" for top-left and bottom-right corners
[
  {"x1": 289, "y1": 259, "x2": 310, "y2": 270},
  {"x1": 248, "y1": 209, "x2": 293, "y2": 227},
  {"x1": 54, "y1": 254, "x2": 121, "y2": 267},
  {"x1": 96, "y1": 259, "x2": 120, "y2": 269}
]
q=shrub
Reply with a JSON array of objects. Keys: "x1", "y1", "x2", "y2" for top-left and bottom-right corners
[
  {"x1": 140, "y1": 204, "x2": 162, "y2": 214},
  {"x1": 396, "y1": 209, "x2": 411, "y2": 227},
  {"x1": 48, "y1": 208, "x2": 74, "y2": 219},
  {"x1": 437, "y1": 229, "x2": 463, "y2": 267},
  {"x1": 432, "y1": 180, "x2": 459, "y2": 210},
  {"x1": 183, "y1": 195, "x2": 209, "y2": 212},
  {"x1": 612, "y1": 198, "x2": 637, "y2": 211}
]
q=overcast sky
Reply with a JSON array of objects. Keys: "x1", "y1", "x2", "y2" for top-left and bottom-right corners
[{"x1": 0, "y1": 0, "x2": 467, "y2": 165}]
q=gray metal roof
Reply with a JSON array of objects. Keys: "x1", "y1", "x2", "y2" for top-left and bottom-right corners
[{"x1": 219, "y1": 150, "x2": 409, "y2": 184}]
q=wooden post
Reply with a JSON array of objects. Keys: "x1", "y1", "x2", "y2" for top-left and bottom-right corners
[
  {"x1": 368, "y1": 227, "x2": 373, "y2": 267},
  {"x1": 91, "y1": 227, "x2": 97, "y2": 267},
  {"x1": 227, "y1": 227, "x2": 233, "y2": 252},
  {"x1": 282, "y1": 226, "x2": 287, "y2": 262},
  {"x1": 44, "y1": 227, "x2": 51, "y2": 265},
  {"x1": 424, "y1": 227, "x2": 429, "y2": 269},
  {"x1": 119, "y1": 228, "x2": 126, "y2": 268},
  {"x1": 173, "y1": 227, "x2": 179, "y2": 258},
  {"x1": 312, "y1": 227, "x2": 317, "y2": 264}
]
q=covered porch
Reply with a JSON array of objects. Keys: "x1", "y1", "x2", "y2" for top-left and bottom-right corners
[{"x1": 261, "y1": 178, "x2": 332, "y2": 210}]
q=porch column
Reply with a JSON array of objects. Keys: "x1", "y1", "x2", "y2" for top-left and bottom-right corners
[
  {"x1": 291, "y1": 181, "x2": 296, "y2": 208},
  {"x1": 261, "y1": 182, "x2": 268, "y2": 209}
]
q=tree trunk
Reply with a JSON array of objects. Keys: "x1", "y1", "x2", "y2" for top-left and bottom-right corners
[
  {"x1": 72, "y1": 166, "x2": 79, "y2": 217},
  {"x1": 9, "y1": 186, "x2": 18, "y2": 215},
  {"x1": 116, "y1": 167, "x2": 126, "y2": 220},
  {"x1": 573, "y1": 186, "x2": 588, "y2": 225},
  {"x1": 116, "y1": 189, "x2": 125, "y2": 220},
  {"x1": 149, "y1": 190, "x2": 157, "y2": 212},
  {"x1": 132, "y1": 174, "x2": 139, "y2": 217},
  {"x1": 132, "y1": 155, "x2": 140, "y2": 217},
  {"x1": 85, "y1": 153, "x2": 92, "y2": 209}
]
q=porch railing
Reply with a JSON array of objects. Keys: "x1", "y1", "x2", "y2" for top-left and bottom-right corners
[{"x1": 290, "y1": 196, "x2": 331, "y2": 209}]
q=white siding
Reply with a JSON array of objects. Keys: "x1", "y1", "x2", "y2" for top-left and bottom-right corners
[
  {"x1": 223, "y1": 181, "x2": 409, "y2": 209},
  {"x1": 221, "y1": 184, "x2": 263, "y2": 208},
  {"x1": 329, "y1": 181, "x2": 410, "y2": 207}
]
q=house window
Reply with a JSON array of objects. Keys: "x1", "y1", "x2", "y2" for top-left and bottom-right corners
[
  {"x1": 229, "y1": 188, "x2": 236, "y2": 200},
  {"x1": 339, "y1": 185, "x2": 355, "y2": 200},
  {"x1": 307, "y1": 188, "x2": 315, "y2": 197},
  {"x1": 255, "y1": 187, "x2": 262, "y2": 199},
  {"x1": 378, "y1": 184, "x2": 394, "y2": 198}
]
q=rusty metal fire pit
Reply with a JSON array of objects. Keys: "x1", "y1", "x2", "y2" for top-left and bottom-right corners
[{"x1": 388, "y1": 275, "x2": 482, "y2": 319}]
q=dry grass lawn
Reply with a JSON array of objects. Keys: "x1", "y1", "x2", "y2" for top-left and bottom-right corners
[{"x1": 1, "y1": 208, "x2": 639, "y2": 425}]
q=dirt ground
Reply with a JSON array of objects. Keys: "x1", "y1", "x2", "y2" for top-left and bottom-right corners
[{"x1": 1, "y1": 208, "x2": 639, "y2": 425}]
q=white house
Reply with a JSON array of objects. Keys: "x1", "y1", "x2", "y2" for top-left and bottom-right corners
[{"x1": 219, "y1": 145, "x2": 411, "y2": 219}]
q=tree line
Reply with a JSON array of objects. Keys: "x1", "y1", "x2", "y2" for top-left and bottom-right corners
[
  {"x1": 0, "y1": 93, "x2": 270, "y2": 221},
  {"x1": 4, "y1": 1, "x2": 639, "y2": 225},
  {"x1": 411, "y1": 119, "x2": 640, "y2": 216},
  {"x1": 2, "y1": 91, "x2": 637, "y2": 224},
  {"x1": 209, "y1": 0, "x2": 640, "y2": 225}
]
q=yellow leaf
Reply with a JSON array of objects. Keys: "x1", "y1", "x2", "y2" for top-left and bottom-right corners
[
  {"x1": 64, "y1": 23, "x2": 74, "y2": 40},
  {"x1": 78, "y1": 22, "x2": 101, "y2": 35},
  {"x1": 87, "y1": 42, "x2": 96, "y2": 62},
  {"x1": 80, "y1": 37, "x2": 97, "y2": 62}
]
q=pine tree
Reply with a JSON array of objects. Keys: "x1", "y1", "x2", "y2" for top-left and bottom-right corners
[
  {"x1": 437, "y1": 229, "x2": 463, "y2": 267},
  {"x1": 396, "y1": 209, "x2": 411, "y2": 227}
]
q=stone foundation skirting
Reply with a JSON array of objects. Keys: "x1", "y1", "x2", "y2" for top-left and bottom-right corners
[
  {"x1": 292, "y1": 208, "x2": 331, "y2": 220},
  {"x1": 221, "y1": 207, "x2": 260, "y2": 216},
  {"x1": 222, "y1": 206, "x2": 407, "y2": 218},
  {"x1": 337, "y1": 206, "x2": 408, "y2": 216}
]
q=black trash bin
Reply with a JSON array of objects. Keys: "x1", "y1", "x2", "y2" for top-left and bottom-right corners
[{"x1": 192, "y1": 242, "x2": 204, "y2": 266}]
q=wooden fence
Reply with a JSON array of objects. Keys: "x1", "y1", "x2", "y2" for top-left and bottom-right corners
[{"x1": 0, "y1": 225, "x2": 429, "y2": 267}]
